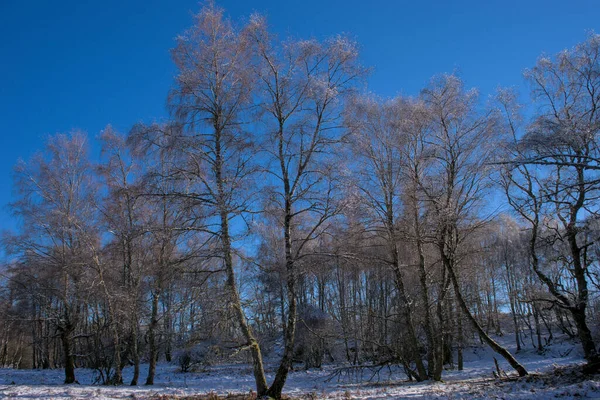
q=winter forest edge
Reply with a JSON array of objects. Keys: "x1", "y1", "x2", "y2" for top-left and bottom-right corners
[{"x1": 1, "y1": 2, "x2": 600, "y2": 399}]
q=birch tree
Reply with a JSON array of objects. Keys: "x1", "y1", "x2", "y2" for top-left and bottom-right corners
[
  {"x1": 420, "y1": 75, "x2": 528, "y2": 376},
  {"x1": 167, "y1": 3, "x2": 269, "y2": 394},
  {"x1": 98, "y1": 127, "x2": 149, "y2": 385},
  {"x1": 344, "y1": 95, "x2": 427, "y2": 380},
  {"x1": 6, "y1": 132, "x2": 97, "y2": 384},
  {"x1": 502, "y1": 35, "x2": 600, "y2": 367},
  {"x1": 247, "y1": 16, "x2": 364, "y2": 398}
]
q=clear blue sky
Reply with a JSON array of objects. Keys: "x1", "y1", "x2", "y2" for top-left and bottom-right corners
[{"x1": 0, "y1": 0, "x2": 598, "y2": 230}]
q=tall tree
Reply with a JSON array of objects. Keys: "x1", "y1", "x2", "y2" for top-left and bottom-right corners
[
  {"x1": 6, "y1": 132, "x2": 98, "y2": 384},
  {"x1": 128, "y1": 122, "x2": 199, "y2": 386},
  {"x1": 168, "y1": 3, "x2": 269, "y2": 395},
  {"x1": 420, "y1": 75, "x2": 528, "y2": 376},
  {"x1": 98, "y1": 127, "x2": 149, "y2": 385},
  {"x1": 502, "y1": 35, "x2": 600, "y2": 366},
  {"x1": 345, "y1": 95, "x2": 428, "y2": 380},
  {"x1": 248, "y1": 16, "x2": 364, "y2": 398}
]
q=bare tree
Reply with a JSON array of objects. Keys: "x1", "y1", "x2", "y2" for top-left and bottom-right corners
[
  {"x1": 98, "y1": 127, "x2": 150, "y2": 385},
  {"x1": 397, "y1": 99, "x2": 448, "y2": 379},
  {"x1": 344, "y1": 95, "x2": 428, "y2": 380},
  {"x1": 420, "y1": 75, "x2": 528, "y2": 376},
  {"x1": 128, "y1": 121, "x2": 202, "y2": 385},
  {"x1": 6, "y1": 132, "x2": 98, "y2": 384},
  {"x1": 501, "y1": 35, "x2": 600, "y2": 366},
  {"x1": 247, "y1": 16, "x2": 364, "y2": 398},
  {"x1": 167, "y1": 2, "x2": 269, "y2": 395}
]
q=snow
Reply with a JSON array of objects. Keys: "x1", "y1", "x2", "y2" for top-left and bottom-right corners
[{"x1": 0, "y1": 337, "x2": 598, "y2": 399}]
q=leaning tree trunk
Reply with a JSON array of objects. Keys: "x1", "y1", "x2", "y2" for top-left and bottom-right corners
[
  {"x1": 444, "y1": 252, "x2": 527, "y2": 377},
  {"x1": 219, "y1": 206, "x2": 268, "y2": 395},
  {"x1": 572, "y1": 305, "x2": 598, "y2": 364},
  {"x1": 213, "y1": 126, "x2": 269, "y2": 396},
  {"x1": 528, "y1": 205, "x2": 598, "y2": 366}
]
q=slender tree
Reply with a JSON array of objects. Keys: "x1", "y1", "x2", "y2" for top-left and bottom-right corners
[
  {"x1": 500, "y1": 35, "x2": 600, "y2": 365},
  {"x1": 248, "y1": 16, "x2": 364, "y2": 398},
  {"x1": 98, "y1": 127, "x2": 149, "y2": 385},
  {"x1": 6, "y1": 132, "x2": 98, "y2": 383},
  {"x1": 344, "y1": 95, "x2": 428, "y2": 380},
  {"x1": 168, "y1": 3, "x2": 269, "y2": 395},
  {"x1": 420, "y1": 75, "x2": 528, "y2": 376}
]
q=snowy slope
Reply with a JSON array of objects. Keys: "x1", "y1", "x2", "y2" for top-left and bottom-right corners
[{"x1": 0, "y1": 336, "x2": 598, "y2": 399}]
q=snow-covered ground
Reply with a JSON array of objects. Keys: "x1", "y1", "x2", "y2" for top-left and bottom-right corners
[{"x1": 0, "y1": 337, "x2": 598, "y2": 399}]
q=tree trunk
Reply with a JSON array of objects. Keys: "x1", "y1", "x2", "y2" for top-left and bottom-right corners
[
  {"x1": 163, "y1": 289, "x2": 172, "y2": 363},
  {"x1": 220, "y1": 208, "x2": 268, "y2": 396},
  {"x1": 446, "y1": 258, "x2": 527, "y2": 376},
  {"x1": 130, "y1": 322, "x2": 140, "y2": 386},
  {"x1": 266, "y1": 205, "x2": 297, "y2": 399},
  {"x1": 572, "y1": 306, "x2": 599, "y2": 364},
  {"x1": 111, "y1": 331, "x2": 123, "y2": 385},
  {"x1": 266, "y1": 259, "x2": 297, "y2": 399},
  {"x1": 506, "y1": 262, "x2": 521, "y2": 352},
  {"x1": 145, "y1": 290, "x2": 159, "y2": 386},
  {"x1": 392, "y1": 263, "x2": 427, "y2": 380},
  {"x1": 60, "y1": 328, "x2": 76, "y2": 384},
  {"x1": 432, "y1": 272, "x2": 451, "y2": 381},
  {"x1": 385, "y1": 193, "x2": 426, "y2": 381},
  {"x1": 214, "y1": 124, "x2": 269, "y2": 397},
  {"x1": 413, "y1": 198, "x2": 436, "y2": 379},
  {"x1": 532, "y1": 303, "x2": 543, "y2": 352},
  {"x1": 456, "y1": 297, "x2": 464, "y2": 371}
]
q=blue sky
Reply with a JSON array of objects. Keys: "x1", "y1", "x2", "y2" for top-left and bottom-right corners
[{"x1": 0, "y1": 0, "x2": 598, "y2": 230}]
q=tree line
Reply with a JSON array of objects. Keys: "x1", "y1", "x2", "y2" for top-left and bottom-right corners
[{"x1": 1, "y1": 3, "x2": 599, "y2": 399}]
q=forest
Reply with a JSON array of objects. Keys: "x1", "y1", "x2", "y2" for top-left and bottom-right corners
[{"x1": 0, "y1": 3, "x2": 599, "y2": 399}]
